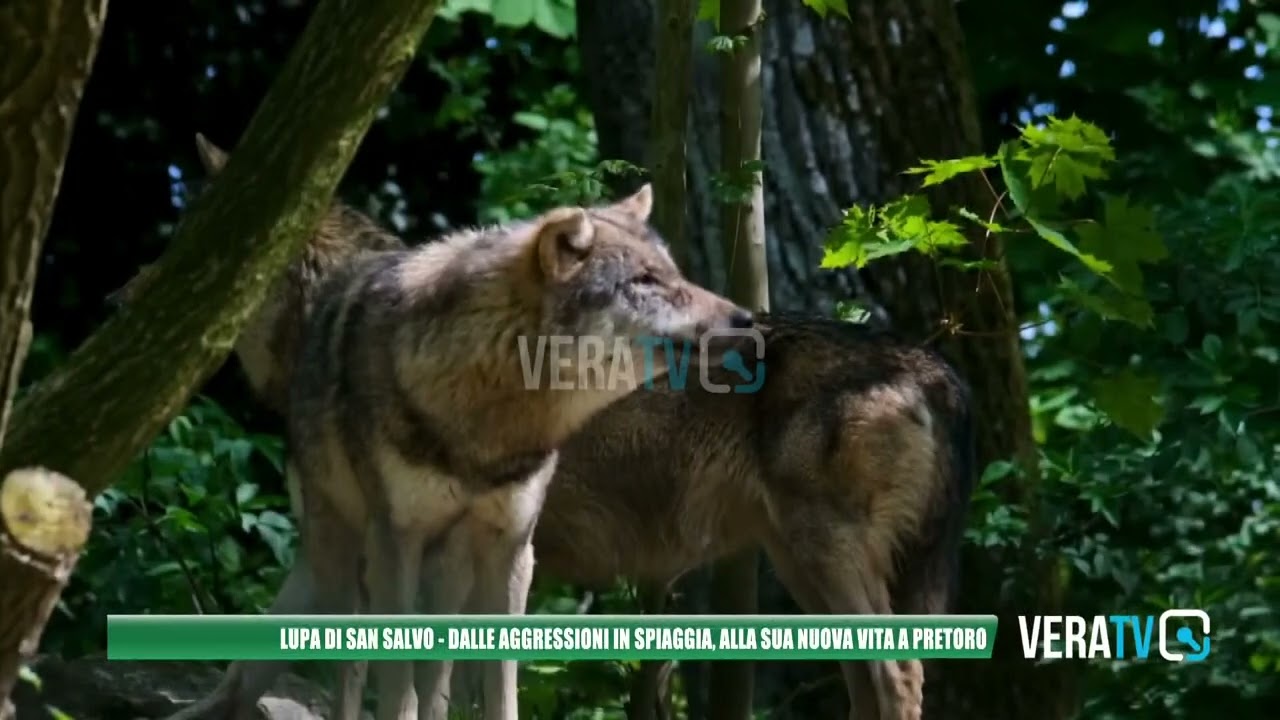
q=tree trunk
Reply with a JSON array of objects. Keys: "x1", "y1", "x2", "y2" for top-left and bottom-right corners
[
  {"x1": 707, "y1": 2, "x2": 767, "y2": 719},
  {"x1": 0, "y1": 469, "x2": 92, "y2": 710},
  {"x1": 0, "y1": 0, "x2": 110, "y2": 445},
  {"x1": 646, "y1": 0, "x2": 698, "y2": 270},
  {"x1": 628, "y1": 4, "x2": 698, "y2": 719},
  {"x1": 0, "y1": 0, "x2": 445, "y2": 497},
  {"x1": 575, "y1": 0, "x2": 1068, "y2": 718}
]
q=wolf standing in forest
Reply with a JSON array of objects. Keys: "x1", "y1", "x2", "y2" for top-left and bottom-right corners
[{"x1": 155, "y1": 137, "x2": 753, "y2": 720}]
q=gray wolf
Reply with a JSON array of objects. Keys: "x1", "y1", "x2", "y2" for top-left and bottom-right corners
[
  {"x1": 153, "y1": 138, "x2": 973, "y2": 720},
  {"x1": 154, "y1": 137, "x2": 752, "y2": 720}
]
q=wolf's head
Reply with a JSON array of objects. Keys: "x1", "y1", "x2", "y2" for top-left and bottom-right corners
[{"x1": 531, "y1": 185, "x2": 752, "y2": 346}]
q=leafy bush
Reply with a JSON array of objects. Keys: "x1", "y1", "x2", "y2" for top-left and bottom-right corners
[{"x1": 44, "y1": 398, "x2": 293, "y2": 657}]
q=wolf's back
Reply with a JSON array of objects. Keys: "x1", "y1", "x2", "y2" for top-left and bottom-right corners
[{"x1": 242, "y1": 204, "x2": 407, "y2": 416}]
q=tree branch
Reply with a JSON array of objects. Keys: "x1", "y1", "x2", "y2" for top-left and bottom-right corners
[{"x1": 0, "y1": 0, "x2": 444, "y2": 495}]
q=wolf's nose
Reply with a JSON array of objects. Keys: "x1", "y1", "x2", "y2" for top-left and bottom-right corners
[{"x1": 729, "y1": 308, "x2": 754, "y2": 329}]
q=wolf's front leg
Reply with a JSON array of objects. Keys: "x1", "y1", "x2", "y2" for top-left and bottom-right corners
[
  {"x1": 365, "y1": 516, "x2": 426, "y2": 720},
  {"x1": 470, "y1": 538, "x2": 535, "y2": 720}
]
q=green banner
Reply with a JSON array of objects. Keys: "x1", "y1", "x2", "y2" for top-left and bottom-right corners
[{"x1": 107, "y1": 614, "x2": 997, "y2": 661}]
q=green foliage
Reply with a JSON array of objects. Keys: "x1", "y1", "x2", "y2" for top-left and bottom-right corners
[
  {"x1": 1024, "y1": 174, "x2": 1280, "y2": 718},
  {"x1": 440, "y1": 0, "x2": 576, "y2": 39},
  {"x1": 710, "y1": 159, "x2": 766, "y2": 205},
  {"x1": 44, "y1": 398, "x2": 293, "y2": 657},
  {"x1": 798, "y1": 0, "x2": 849, "y2": 20},
  {"x1": 822, "y1": 115, "x2": 1172, "y2": 438},
  {"x1": 699, "y1": 0, "x2": 848, "y2": 32}
]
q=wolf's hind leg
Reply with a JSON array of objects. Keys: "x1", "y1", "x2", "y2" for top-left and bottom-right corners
[
  {"x1": 765, "y1": 518, "x2": 921, "y2": 720},
  {"x1": 163, "y1": 550, "x2": 318, "y2": 720}
]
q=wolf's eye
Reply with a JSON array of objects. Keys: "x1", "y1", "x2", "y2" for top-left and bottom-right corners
[{"x1": 634, "y1": 272, "x2": 659, "y2": 286}]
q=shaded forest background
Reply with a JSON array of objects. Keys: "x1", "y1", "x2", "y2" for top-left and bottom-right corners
[{"x1": 17, "y1": 0, "x2": 1280, "y2": 718}]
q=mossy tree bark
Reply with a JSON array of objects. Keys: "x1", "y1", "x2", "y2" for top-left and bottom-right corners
[
  {"x1": 576, "y1": 0, "x2": 1069, "y2": 717},
  {"x1": 0, "y1": 1, "x2": 108, "y2": 712},
  {"x1": 0, "y1": 0, "x2": 110, "y2": 448},
  {"x1": 0, "y1": 0, "x2": 445, "y2": 496}
]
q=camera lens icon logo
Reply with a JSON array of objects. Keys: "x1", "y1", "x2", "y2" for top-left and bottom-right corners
[
  {"x1": 700, "y1": 327, "x2": 766, "y2": 394},
  {"x1": 1158, "y1": 609, "x2": 1211, "y2": 662}
]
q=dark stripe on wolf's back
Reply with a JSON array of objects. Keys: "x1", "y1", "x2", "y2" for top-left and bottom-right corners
[
  {"x1": 332, "y1": 255, "x2": 402, "y2": 477},
  {"x1": 387, "y1": 384, "x2": 553, "y2": 490}
]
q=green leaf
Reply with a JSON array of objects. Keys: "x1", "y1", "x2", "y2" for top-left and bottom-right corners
[
  {"x1": 532, "y1": 0, "x2": 575, "y2": 38},
  {"x1": 1028, "y1": 153, "x2": 1105, "y2": 200},
  {"x1": 1020, "y1": 115, "x2": 1115, "y2": 163},
  {"x1": 824, "y1": 0, "x2": 850, "y2": 19},
  {"x1": 800, "y1": 0, "x2": 829, "y2": 17},
  {"x1": 19, "y1": 664, "x2": 41, "y2": 691},
  {"x1": 1058, "y1": 277, "x2": 1154, "y2": 327},
  {"x1": 697, "y1": 0, "x2": 720, "y2": 28},
  {"x1": 1027, "y1": 218, "x2": 1112, "y2": 274},
  {"x1": 1090, "y1": 369, "x2": 1165, "y2": 438},
  {"x1": 1075, "y1": 195, "x2": 1167, "y2": 293},
  {"x1": 997, "y1": 141, "x2": 1032, "y2": 215},
  {"x1": 490, "y1": 0, "x2": 535, "y2": 27},
  {"x1": 821, "y1": 204, "x2": 878, "y2": 269},
  {"x1": 439, "y1": 0, "x2": 492, "y2": 21},
  {"x1": 705, "y1": 35, "x2": 738, "y2": 54},
  {"x1": 980, "y1": 460, "x2": 1018, "y2": 486},
  {"x1": 904, "y1": 155, "x2": 996, "y2": 188}
]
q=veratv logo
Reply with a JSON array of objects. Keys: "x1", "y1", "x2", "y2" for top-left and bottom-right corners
[{"x1": 1018, "y1": 610, "x2": 1211, "y2": 662}]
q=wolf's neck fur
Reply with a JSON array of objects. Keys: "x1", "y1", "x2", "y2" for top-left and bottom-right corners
[{"x1": 389, "y1": 225, "x2": 616, "y2": 462}]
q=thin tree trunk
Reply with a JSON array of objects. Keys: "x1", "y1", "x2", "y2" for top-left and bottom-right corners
[
  {"x1": 628, "y1": 3, "x2": 698, "y2": 718},
  {"x1": 0, "y1": 0, "x2": 110, "y2": 445},
  {"x1": 708, "y1": 2, "x2": 767, "y2": 719},
  {"x1": 0, "y1": 0, "x2": 445, "y2": 497},
  {"x1": 647, "y1": 0, "x2": 698, "y2": 270},
  {"x1": 576, "y1": 0, "x2": 1068, "y2": 718},
  {"x1": 0, "y1": 469, "x2": 92, "y2": 711}
]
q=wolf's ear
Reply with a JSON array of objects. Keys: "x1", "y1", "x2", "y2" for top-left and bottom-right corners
[
  {"x1": 536, "y1": 209, "x2": 595, "y2": 282},
  {"x1": 610, "y1": 183, "x2": 653, "y2": 221},
  {"x1": 194, "y1": 133, "x2": 229, "y2": 176}
]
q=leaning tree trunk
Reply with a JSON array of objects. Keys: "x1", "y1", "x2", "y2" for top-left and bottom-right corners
[
  {"x1": 0, "y1": 0, "x2": 444, "y2": 493},
  {"x1": 0, "y1": 1, "x2": 442, "y2": 704},
  {"x1": 575, "y1": 0, "x2": 1069, "y2": 718}
]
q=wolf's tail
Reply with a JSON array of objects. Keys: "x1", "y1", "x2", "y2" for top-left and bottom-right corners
[{"x1": 893, "y1": 371, "x2": 976, "y2": 615}]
